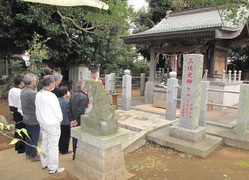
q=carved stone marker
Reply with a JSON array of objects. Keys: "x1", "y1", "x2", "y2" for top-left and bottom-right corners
[
  {"x1": 170, "y1": 54, "x2": 206, "y2": 142},
  {"x1": 71, "y1": 80, "x2": 129, "y2": 179},
  {"x1": 81, "y1": 80, "x2": 118, "y2": 136}
]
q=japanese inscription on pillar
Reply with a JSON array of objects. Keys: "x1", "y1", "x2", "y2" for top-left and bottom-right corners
[{"x1": 179, "y1": 54, "x2": 204, "y2": 130}]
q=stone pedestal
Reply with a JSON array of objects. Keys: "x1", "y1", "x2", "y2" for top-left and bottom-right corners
[{"x1": 71, "y1": 127, "x2": 129, "y2": 180}]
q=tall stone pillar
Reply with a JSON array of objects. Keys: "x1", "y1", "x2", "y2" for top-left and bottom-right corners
[
  {"x1": 166, "y1": 72, "x2": 178, "y2": 120},
  {"x1": 179, "y1": 54, "x2": 204, "y2": 129},
  {"x1": 170, "y1": 54, "x2": 206, "y2": 142},
  {"x1": 122, "y1": 70, "x2": 131, "y2": 111},
  {"x1": 235, "y1": 84, "x2": 249, "y2": 136}
]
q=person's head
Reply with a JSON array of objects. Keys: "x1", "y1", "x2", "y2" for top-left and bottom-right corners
[
  {"x1": 91, "y1": 70, "x2": 98, "y2": 80},
  {"x1": 42, "y1": 75, "x2": 55, "y2": 91},
  {"x1": 53, "y1": 74, "x2": 63, "y2": 86},
  {"x1": 77, "y1": 80, "x2": 85, "y2": 91},
  {"x1": 23, "y1": 74, "x2": 37, "y2": 88},
  {"x1": 14, "y1": 75, "x2": 25, "y2": 88},
  {"x1": 58, "y1": 86, "x2": 68, "y2": 98}
]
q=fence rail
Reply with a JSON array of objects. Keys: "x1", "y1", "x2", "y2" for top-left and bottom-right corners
[{"x1": 208, "y1": 89, "x2": 240, "y2": 94}]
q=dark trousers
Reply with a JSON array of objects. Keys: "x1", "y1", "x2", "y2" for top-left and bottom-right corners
[
  {"x1": 72, "y1": 137, "x2": 77, "y2": 157},
  {"x1": 13, "y1": 110, "x2": 26, "y2": 154},
  {"x1": 25, "y1": 124, "x2": 40, "y2": 158},
  {"x1": 59, "y1": 125, "x2": 70, "y2": 154}
]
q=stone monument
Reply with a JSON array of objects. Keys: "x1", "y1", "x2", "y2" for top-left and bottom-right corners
[
  {"x1": 149, "y1": 54, "x2": 222, "y2": 158},
  {"x1": 71, "y1": 80, "x2": 129, "y2": 179}
]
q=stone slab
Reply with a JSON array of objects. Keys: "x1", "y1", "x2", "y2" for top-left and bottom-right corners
[
  {"x1": 147, "y1": 127, "x2": 222, "y2": 158},
  {"x1": 71, "y1": 127, "x2": 129, "y2": 149},
  {"x1": 169, "y1": 126, "x2": 206, "y2": 142},
  {"x1": 206, "y1": 125, "x2": 249, "y2": 150},
  {"x1": 116, "y1": 110, "x2": 175, "y2": 131}
]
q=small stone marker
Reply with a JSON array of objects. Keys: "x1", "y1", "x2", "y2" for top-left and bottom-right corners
[
  {"x1": 122, "y1": 70, "x2": 131, "y2": 111},
  {"x1": 235, "y1": 84, "x2": 249, "y2": 136},
  {"x1": 81, "y1": 80, "x2": 117, "y2": 136},
  {"x1": 179, "y1": 54, "x2": 204, "y2": 130},
  {"x1": 166, "y1": 71, "x2": 178, "y2": 120}
]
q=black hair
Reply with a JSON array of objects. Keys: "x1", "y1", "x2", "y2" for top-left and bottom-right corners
[
  {"x1": 58, "y1": 86, "x2": 68, "y2": 98},
  {"x1": 14, "y1": 75, "x2": 24, "y2": 87}
]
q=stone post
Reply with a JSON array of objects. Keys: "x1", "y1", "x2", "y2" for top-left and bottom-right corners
[
  {"x1": 145, "y1": 82, "x2": 154, "y2": 104},
  {"x1": 235, "y1": 84, "x2": 249, "y2": 136},
  {"x1": 105, "y1": 74, "x2": 113, "y2": 103},
  {"x1": 110, "y1": 73, "x2": 116, "y2": 90},
  {"x1": 222, "y1": 70, "x2": 226, "y2": 83},
  {"x1": 122, "y1": 70, "x2": 131, "y2": 111},
  {"x1": 228, "y1": 70, "x2": 232, "y2": 82},
  {"x1": 238, "y1": 70, "x2": 242, "y2": 82},
  {"x1": 199, "y1": 81, "x2": 210, "y2": 127},
  {"x1": 166, "y1": 71, "x2": 178, "y2": 120},
  {"x1": 233, "y1": 70, "x2": 237, "y2": 82},
  {"x1": 140, "y1": 73, "x2": 145, "y2": 96}
]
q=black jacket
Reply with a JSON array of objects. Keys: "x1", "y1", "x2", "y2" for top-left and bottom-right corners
[{"x1": 68, "y1": 90, "x2": 88, "y2": 126}]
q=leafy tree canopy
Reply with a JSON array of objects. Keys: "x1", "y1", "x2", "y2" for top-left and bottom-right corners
[{"x1": 0, "y1": 0, "x2": 138, "y2": 76}]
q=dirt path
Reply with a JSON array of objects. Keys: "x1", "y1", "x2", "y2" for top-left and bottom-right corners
[{"x1": 126, "y1": 142, "x2": 249, "y2": 180}]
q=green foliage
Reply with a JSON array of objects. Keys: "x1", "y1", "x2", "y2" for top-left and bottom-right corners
[
  {"x1": 9, "y1": 32, "x2": 52, "y2": 90},
  {"x1": 9, "y1": 138, "x2": 18, "y2": 145},
  {"x1": 234, "y1": 160, "x2": 249, "y2": 168},
  {"x1": 170, "y1": 0, "x2": 249, "y2": 25},
  {"x1": 228, "y1": 46, "x2": 249, "y2": 80},
  {"x1": 0, "y1": 0, "x2": 138, "y2": 77}
]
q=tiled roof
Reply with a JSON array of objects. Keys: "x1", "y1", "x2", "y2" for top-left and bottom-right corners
[{"x1": 123, "y1": 7, "x2": 246, "y2": 39}]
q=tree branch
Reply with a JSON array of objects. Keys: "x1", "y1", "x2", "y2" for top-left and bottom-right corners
[
  {"x1": 57, "y1": 10, "x2": 103, "y2": 34},
  {"x1": 0, "y1": 130, "x2": 38, "y2": 150}
]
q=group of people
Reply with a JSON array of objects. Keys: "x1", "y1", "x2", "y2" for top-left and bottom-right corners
[{"x1": 7, "y1": 71, "x2": 100, "y2": 174}]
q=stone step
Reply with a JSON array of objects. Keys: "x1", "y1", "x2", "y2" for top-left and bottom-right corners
[
  {"x1": 206, "y1": 124, "x2": 249, "y2": 150},
  {"x1": 122, "y1": 129, "x2": 150, "y2": 155}
]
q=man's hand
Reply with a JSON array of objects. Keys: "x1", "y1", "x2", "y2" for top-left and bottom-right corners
[{"x1": 70, "y1": 120, "x2": 78, "y2": 127}]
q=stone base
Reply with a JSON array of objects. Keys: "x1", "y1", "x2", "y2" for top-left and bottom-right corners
[
  {"x1": 169, "y1": 126, "x2": 206, "y2": 142},
  {"x1": 147, "y1": 127, "x2": 222, "y2": 158},
  {"x1": 207, "y1": 125, "x2": 249, "y2": 150},
  {"x1": 71, "y1": 127, "x2": 130, "y2": 180}
]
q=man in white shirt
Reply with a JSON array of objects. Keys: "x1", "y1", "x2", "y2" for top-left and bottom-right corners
[
  {"x1": 35, "y1": 75, "x2": 64, "y2": 174},
  {"x1": 8, "y1": 75, "x2": 25, "y2": 154}
]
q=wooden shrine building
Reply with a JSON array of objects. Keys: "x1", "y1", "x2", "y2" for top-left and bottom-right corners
[
  {"x1": 121, "y1": 6, "x2": 249, "y2": 103},
  {"x1": 122, "y1": 7, "x2": 249, "y2": 80}
]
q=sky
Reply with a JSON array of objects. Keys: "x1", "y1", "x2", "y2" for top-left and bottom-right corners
[{"x1": 128, "y1": 0, "x2": 148, "y2": 11}]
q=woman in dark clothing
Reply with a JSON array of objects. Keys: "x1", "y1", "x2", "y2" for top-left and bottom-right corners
[{"x1": 58, "y1": 87, "x2": 71, "y2": 154}]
